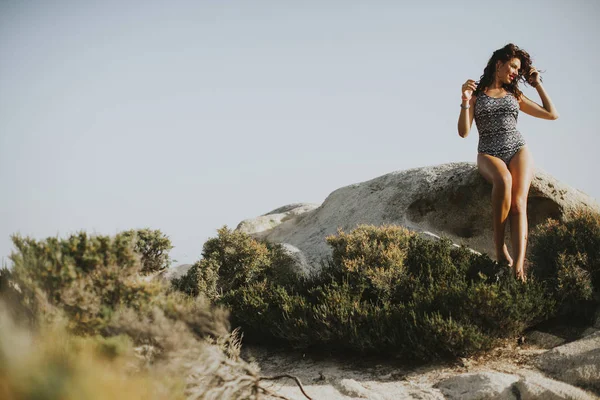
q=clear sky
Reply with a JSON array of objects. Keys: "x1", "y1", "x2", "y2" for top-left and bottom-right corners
[{"x1": 1, "y1": 0, "x2": 599, "y2": 265}]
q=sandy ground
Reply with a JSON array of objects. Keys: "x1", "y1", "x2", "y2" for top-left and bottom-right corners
[{"x1": 242, "y1": 339, "x2": 549, "y2": 400}]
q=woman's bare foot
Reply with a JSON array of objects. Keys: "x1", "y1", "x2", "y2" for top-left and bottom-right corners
[
  {"x1": 515, "y1": 267, "x2": 527, "y2": 282},
  {"x1": 496, "y1": 244, "x2": 513, "y2": 267},
  {"x1": 515, "y1": 260, "x2": 528, "y2": 282}
]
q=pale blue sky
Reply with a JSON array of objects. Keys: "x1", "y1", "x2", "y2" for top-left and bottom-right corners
[{"x1": 1, "y1": 0, "x2": 599, "y2": 265}]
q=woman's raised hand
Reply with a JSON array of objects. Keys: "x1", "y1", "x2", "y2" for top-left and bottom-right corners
[
  {"x1": 461, "y1": 79, "x2": 477, "y2": 100},
  {"x1": 527, "y1": 66, "x2": 542, "y2": 87}
]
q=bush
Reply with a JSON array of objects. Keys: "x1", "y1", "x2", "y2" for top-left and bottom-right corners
[
  {"x1": 326, "y1": 225, "x2": 412, "y2": 302},
  {"x1": 0, "y1": 305, "x2": 185, "y2": 400},
  {"x1": 529, "y1": 210, "x2": 600, "y2": 319},
  {"x1": 4, "y1": 231, "x2": 228, "y2": 339},
  {"x1": 178, "y1": 224, "x2": 556, "y2": 361},
  {"x1": 170, "y1": 263, "x2": 201, "y2": 297},
  {"x1": 6, "y1": 232, "x2": 164, "y2": 334},
  {"x1": 172, "y1": 226, "x2": 299, "y2": 300},
  {"x1": 121, "y1": 228, "x2": 173, "y2": 274},
  {"x1": 1, "y1": 229, "x2": 268, "y2": 400},
  {"x1": 202, "y1": 226, "x2": 272, "y2": 295}
]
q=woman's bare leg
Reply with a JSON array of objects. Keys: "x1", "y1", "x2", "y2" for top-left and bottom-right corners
[
  {"x1": 508, "y1": 146, "x2": 535, "y2": 281},
  {"x1": 477, "y1": 153, "x2": 513, "y2": 266}
]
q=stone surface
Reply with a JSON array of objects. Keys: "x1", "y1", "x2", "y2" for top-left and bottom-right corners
[
  {"x1": 237, "y1": 163, "x2": 600, "y2": 269},
  {"x1": 236, "y1": 203, "x2": 320, "y2": 236},
  {"x1": 434, "y1": 371, "x2": 519, "y2": 400},
  {"x1": 593, "y1": 307, "x2": 600, "y2": 329},
  {"x1": 526, "y1": 331, "x2": 567, "y2": 349},
  {"x1": 155, "y1": 263, "x2": 193, "y2": 281},
  {"x1": 515, "y1": 370, "x2": 598, "y2": 400},
  {"x1": 536, "y1": 330, "x2": 600, "y2": 392},
  {"x1": 245, "y1": 342, "x2": 600, "y2": 400},
  {"x1": 581, "y1": 328, "x2": 599, "y2": 338},
  {"x1": 246, "y1": 343, "x2": 446, "y2": 400},
  {"x1": 279, "y1": 243, "x2": 313, "y2": 277},
  {"x1": 332, "y1": 378, "x2": 384, "y2": 399}
]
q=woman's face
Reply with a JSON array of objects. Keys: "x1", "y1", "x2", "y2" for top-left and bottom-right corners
[{"x1": 496, "y1": 57, "x2": 521, "y2": 84}]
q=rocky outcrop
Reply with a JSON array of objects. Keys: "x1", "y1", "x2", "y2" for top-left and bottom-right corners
[
  {"x1": 435, "y1": 370, "x2": 598, "y2": 400},
  {"x1": 237, "y1": 163, "x2": 599, "y2": 269},
  {"x1": 515, "y1": 370, "x2": 597, "y2": 400},
  {"x1": 236, "y1": 203, "x2": 320, "y2": 236},
  {"x1": 536, "y1": 330, "x2": 600, "y2": 392},
  {"x1": 249, "y1": 342, "x2": 600, "y2": 400}
]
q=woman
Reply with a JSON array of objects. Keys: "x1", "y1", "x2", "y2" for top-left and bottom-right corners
[{"x1": 457, "y1": 43, "x2": 559, "y2": 281}]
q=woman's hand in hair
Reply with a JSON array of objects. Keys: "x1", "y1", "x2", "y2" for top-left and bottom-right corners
[
  {"x1": 461, "y1": 79, "x2": 477, "y2": 100},
  {"x1": 527, "y1": 66, "x2": 542, "y2": 87}
]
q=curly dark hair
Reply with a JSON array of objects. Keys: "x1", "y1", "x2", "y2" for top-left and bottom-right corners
[{"x1": 473, "y1": 43, "x2": 542, "y2": 99}]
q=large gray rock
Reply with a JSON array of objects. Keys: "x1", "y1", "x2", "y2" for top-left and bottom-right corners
[
  {"x1": 536, "y1": 330, "x2": 600, "y2": 392},
  {"x1": 237, "y1": 163, "x2": 599, "y2": 269},
  {"x1": 434, "y1": 371, "x2": 519, "y2": 400}
]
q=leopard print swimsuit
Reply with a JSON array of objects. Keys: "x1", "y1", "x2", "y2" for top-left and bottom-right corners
[{"x1": 474, "y1": 91, "x2": 526, "y2": 165}]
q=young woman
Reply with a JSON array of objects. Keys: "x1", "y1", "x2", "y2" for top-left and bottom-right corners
[{"x1": 457, "y1": 43, "x2": 559, "y2": 281}]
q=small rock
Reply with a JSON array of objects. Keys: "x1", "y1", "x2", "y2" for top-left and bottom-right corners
[
  {"x1": 279, "y1": 243, "x2": 313, "y2": 277},
  {"x1": 526, "y1": 331, "x2": 567, "y2": 349},
  {"x1": 332, "y1": 378, "x2": 383, "y2": 400},
  {"x1": 314, "y1": 372, "x2": 327, "y2": 382}
]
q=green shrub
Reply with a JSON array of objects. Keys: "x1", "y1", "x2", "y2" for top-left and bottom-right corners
[
  {"x1": 6, "y1": 232, "x2": 164, "y2": 334},
  {"x1": 1, "y1": 230, "x2": 269, "y2": 400},
  {"x1": 555, "y1": 253, "x2": 593, "y2": 302},
  {"x1": 201, "y1": 226, "x2": 271, "y2": 295},
  {"x1": 529, "y1": 210, "x2": 600, "y2": 318},
  {"x1": 171, "y1": 263, "x2": 201, "y2": 297},
  {"x1": 326, "y1": 225, "x2": 412, "y2": 302},
  {"x1": 172, "y1": 226, "x2": 299, "y2": 300},
  {"x1": 5, "y1": 232, "x2": 235, "y2": 343},
  {"x1": 179, "y1": 224, "x2": 556, "y2": 361},
  {"x1": 121, "y1": 228, "x2": 173, "y2": 274},
  {"x1": 464, "y1": 275, "x2": 554, "y2": 335}
]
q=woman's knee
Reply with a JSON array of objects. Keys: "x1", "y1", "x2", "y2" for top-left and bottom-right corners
[{"x1": 510, "y1": 196, "x2": 528, "y2": 215}]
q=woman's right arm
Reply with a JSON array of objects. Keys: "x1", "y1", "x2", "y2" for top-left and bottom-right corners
[{"x1": 457, "y1": 79, "x2": 477, "y2": 138}]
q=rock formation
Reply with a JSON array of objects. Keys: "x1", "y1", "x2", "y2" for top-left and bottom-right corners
[{"x1": 237, "y1": 162, "x2": 600, "y2": 271}]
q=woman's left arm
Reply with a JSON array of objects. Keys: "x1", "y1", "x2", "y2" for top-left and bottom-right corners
[{"x1": 518, "y1": 67, "x2": 559, "y2": 120}]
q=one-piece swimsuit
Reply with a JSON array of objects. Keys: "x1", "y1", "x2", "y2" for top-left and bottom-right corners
[{"x1": 474, "y1": 91, "x2": 526, "y2": 165}]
